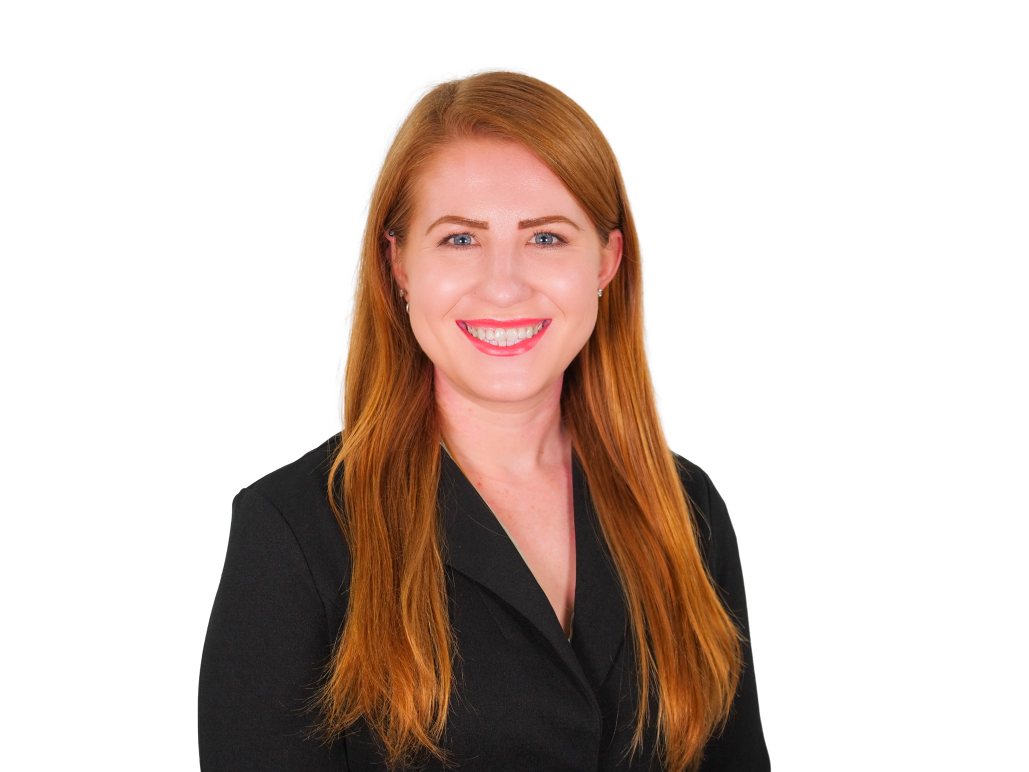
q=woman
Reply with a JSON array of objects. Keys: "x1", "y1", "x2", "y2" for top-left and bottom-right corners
[{"x1": 199, "y1": 72, "x2": 769, "y2": 771}]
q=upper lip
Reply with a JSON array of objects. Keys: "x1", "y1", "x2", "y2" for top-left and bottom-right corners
[{"x1": 458, "y1": 318, "x2": 548, "y2": 327}]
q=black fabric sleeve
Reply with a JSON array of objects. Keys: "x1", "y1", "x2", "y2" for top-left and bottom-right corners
[
  {"x1": 679, "y1": 461, "x2": 771, "y2": 772},
  {"x1": 198, "y1": 488, "x2": 346, "y2": 771}
]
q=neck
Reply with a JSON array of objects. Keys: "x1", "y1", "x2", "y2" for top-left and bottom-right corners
[{"x1": 435, "y1": 368, "x2": 570, "y2": 478}]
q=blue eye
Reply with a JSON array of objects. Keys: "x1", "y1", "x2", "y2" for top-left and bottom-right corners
[
  {"x1": 533, "y1": 232, "x2": 560, "y2": 246},
  {"x1": 448, "y1": 233, "x2": 474, "y2": 246}
]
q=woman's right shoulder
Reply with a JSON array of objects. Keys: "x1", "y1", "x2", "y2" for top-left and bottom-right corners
[{"x1": 232, "y1": 434, "x2": 351, "y2": 606}]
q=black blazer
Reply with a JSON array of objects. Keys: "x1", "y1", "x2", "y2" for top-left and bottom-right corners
[{"x1": 199, "y1": 437, "x2": 769, "y2": 771}]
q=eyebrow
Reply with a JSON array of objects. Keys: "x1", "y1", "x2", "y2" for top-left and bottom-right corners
[
  {"x1": 425, "y1": 216, "x2": 489, "y2": 234},
  {"x1": 425, "y1": 214, "x2": 583, "y2": 234},
  {"x1": 518, "y1": 215, "x2": 582, "y2": 231}
]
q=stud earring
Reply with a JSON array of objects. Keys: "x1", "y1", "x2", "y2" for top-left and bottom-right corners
[{"x1": 598, "y1": 288, "x2": 603, "y2": 297}]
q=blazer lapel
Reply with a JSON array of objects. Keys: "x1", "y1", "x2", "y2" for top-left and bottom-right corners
[
  {"x1": 568, "y1": 457, "x2": 629, "y2": 693},
  {"x1": 438, "y1": 452, "x2": 592, "y2": 694},
  {"x1": 438, "y1": 451, "x2": 628, "y2": 698}
]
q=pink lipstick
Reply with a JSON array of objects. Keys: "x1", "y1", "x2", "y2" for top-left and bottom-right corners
[{"x1": 456, "y1": 319, "x2": 551, "y2": 357}]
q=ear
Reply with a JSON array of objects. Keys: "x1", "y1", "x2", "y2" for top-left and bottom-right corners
[
  {"x1": 598, "y1": 229, "x2": 624, "y2": 291},
  {"x1": 386, "y1": 230, "x2": 408, "y2": 291}
]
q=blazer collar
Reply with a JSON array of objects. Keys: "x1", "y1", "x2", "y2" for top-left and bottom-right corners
[{"x1": 438, "y1": 451, "x2": 627, "y2": 696}]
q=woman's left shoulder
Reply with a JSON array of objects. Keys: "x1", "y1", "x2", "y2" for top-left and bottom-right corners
[{"x1": 670, "y1": 453, "x2": 740, "y2": 576}]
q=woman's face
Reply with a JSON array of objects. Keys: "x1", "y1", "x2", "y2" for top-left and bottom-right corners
[{"x1": 390, "y1": 138, "x2": 622, "y2": 407}]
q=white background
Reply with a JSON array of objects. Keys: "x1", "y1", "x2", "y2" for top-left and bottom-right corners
[{"x1": 2, "y1": 1, "x2": 1026, "y2": 769}]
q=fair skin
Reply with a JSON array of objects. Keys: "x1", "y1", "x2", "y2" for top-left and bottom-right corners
[{"x1": 388, "y1": 138, "x2": 622, "y2": 637}]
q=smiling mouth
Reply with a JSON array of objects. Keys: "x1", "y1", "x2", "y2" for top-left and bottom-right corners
[{"x1": 457, "y1": 319, "x2": 550, "y2": 348}]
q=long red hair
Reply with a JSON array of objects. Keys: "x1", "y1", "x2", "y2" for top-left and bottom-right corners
[{"x1": 318, "y1": 72, "x2": 741, "y2": 771}]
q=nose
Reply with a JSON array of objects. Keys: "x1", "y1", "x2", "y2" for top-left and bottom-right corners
[{"x1": 477, "y1": 240, "x2": 532, "y2": 308}]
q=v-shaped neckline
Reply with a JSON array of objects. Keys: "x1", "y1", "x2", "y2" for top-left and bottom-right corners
[
  {"x1": 440, "y1": 441, "x2": 576, "y2": 641},
  {"x1": 437, "y1": 448, "x2": 628, "y2": 695}
]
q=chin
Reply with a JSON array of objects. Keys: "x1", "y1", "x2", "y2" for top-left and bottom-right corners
[
  {"x1": 457, "y1": 373, "x2": 552, "y2": 404},
  {"x1": 472, "y1": 382, "x2": 544, "y2": 403}
]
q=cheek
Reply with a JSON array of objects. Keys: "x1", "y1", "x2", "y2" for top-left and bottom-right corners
[
  {"x1": 409, "y1": 258, "x2": 473, "y2": 311},
  {"x1": 542, "y1": 262, "x2": 599, "y2": 323},
  {"x1": 406, "y1": 259, "x2": 476, "y2": 354}
]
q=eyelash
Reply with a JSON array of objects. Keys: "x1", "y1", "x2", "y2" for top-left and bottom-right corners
[
  {"x1": 532, "y1": 231, "x2": 567, "y2": 247},
  {"x1": 436, "y1": 231, "x2": 568, "y2": 248},
  {"x1": 438, "y1": 232, "x2": 477, "y2": 248}
]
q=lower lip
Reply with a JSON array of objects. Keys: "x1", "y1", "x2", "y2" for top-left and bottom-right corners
[{"x1": 457, "y1": 321, "x2": 550, "y2": 357}]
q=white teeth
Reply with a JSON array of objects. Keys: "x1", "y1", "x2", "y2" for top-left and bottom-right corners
[{"x1": 464, "y1": 322, "x2": 546, "y2": 347}]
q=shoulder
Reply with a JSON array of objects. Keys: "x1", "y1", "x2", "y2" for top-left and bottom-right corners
[
  {"x1": 245, "y1": 434, "x2": 340, "y2": 517},
  {"x1": 670, "y1": 452, "x2": 739, "y2": 581},
  {"x1": 236, "y1": 434, "x2": 350, "y2": 609}
]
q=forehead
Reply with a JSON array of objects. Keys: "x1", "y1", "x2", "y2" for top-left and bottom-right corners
[{"x1": 413, "y1": 138, "x2": 583, "y2": 222}]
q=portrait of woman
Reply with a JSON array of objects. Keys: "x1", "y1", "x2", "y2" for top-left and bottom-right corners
[
  {"x1": 198, "y1": 72, "x2": 769, "y2": 770},
  {"x1": 4, "y1": 2, "x2": 1025, "y2": 770}
]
